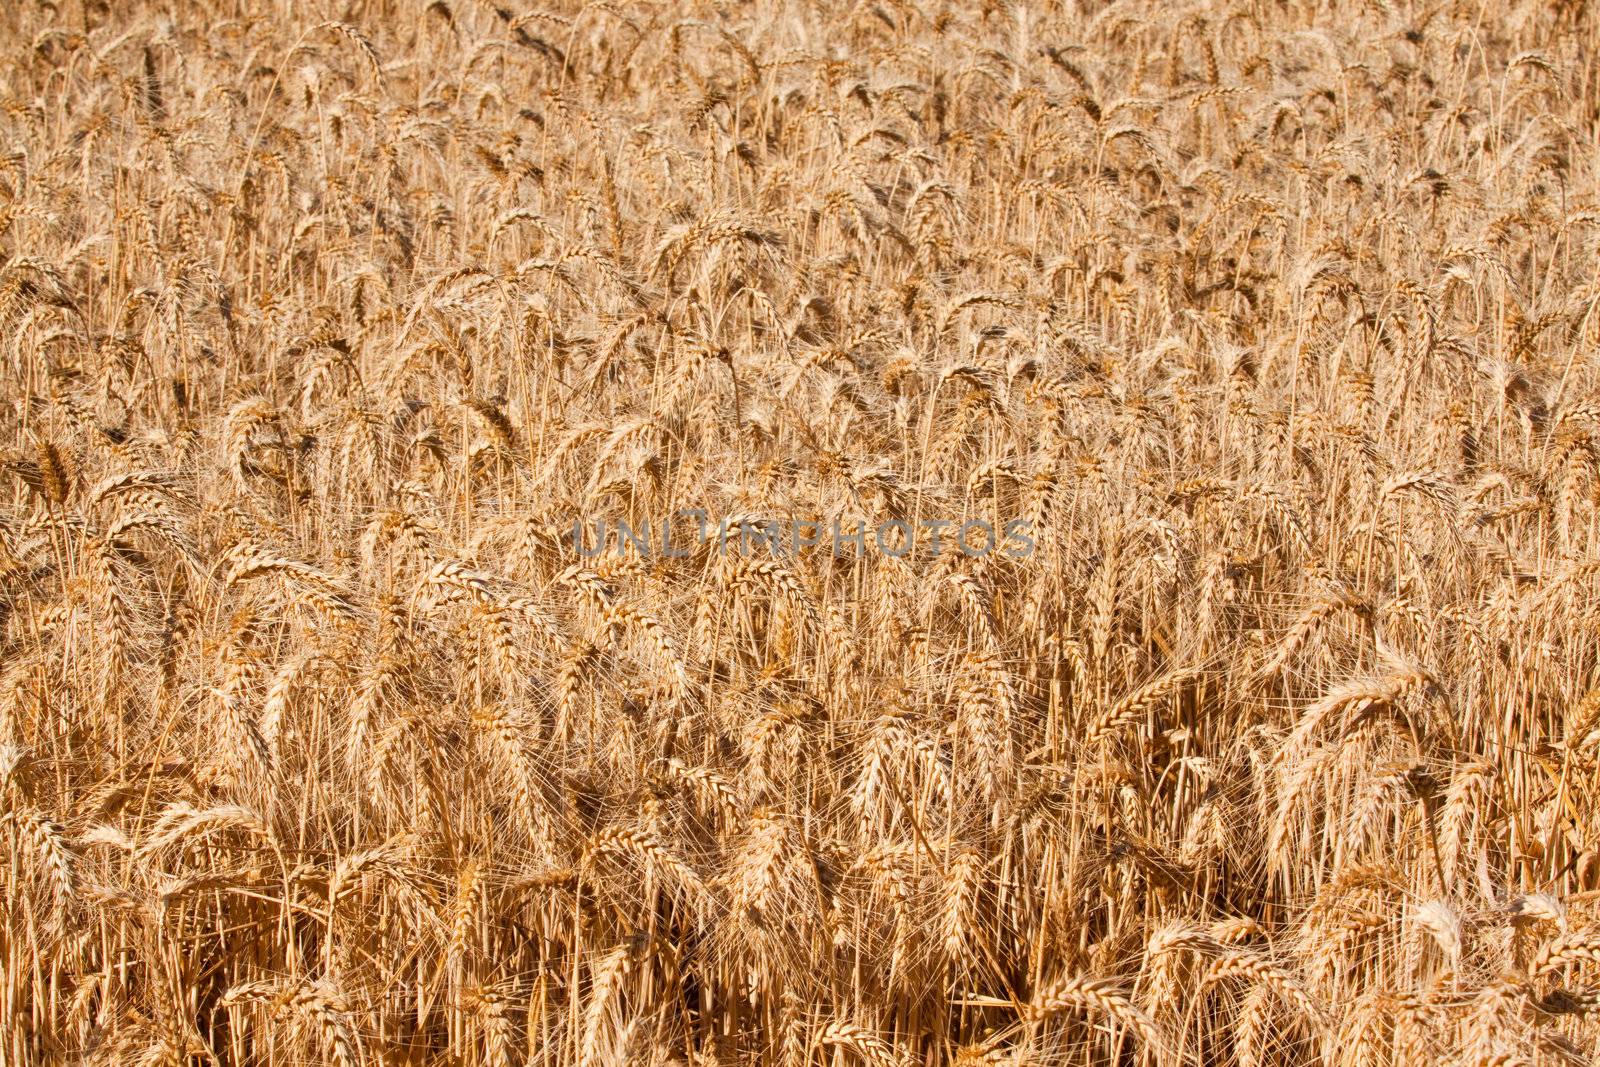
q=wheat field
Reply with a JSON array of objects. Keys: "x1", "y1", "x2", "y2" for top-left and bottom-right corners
[{"x1": 4, "y1": 0, "x2": 1600, "y2": 1064}]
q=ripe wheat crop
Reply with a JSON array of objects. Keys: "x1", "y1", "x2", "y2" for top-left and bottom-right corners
[{"x1": 3, "y1": 0, "x2": 1600, "y2": 1063}]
